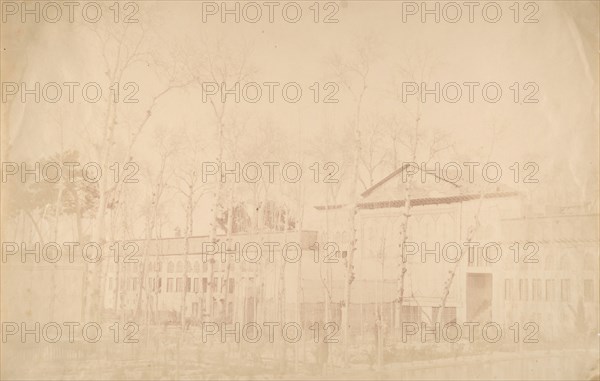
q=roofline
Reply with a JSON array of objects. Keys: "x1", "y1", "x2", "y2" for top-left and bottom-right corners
[
  {"x1": 314, "y1": 204, "x2": 347, "y2": 211},
  {"x1": 360, "y1": 163, "x2": 409, "y2": 198},
  {"x1": 315, "y1": 164, "x2": 464, "y2": 211},
  {"x1": 115, "y1": 230, "x2": 319, "y2": 243},
  {"x1": 502, "y1": 213, "x2": 600, "y2": 221},
  {"x1": 360, "y1": 163, "x2": 460, "y2": 198},
  {"x1": 315, "y1": 191, "x2": 519, "y2": 211},
  {"x1": 358, "y1": 191, "x2": 518, "y2": 209}
]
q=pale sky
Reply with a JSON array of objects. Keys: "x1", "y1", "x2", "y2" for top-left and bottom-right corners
[{"x1": 2, "y1": 0, "x2": 598, "y2": 234}]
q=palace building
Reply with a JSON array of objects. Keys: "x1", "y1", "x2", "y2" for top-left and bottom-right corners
[{"x1": 101, "y1": 165, "x2": 599, "y2": 343}]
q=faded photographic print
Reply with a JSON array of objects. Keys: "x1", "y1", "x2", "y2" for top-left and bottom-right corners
[{"x1": 1, "y1": 1, "x2": 599, "y2": 380}]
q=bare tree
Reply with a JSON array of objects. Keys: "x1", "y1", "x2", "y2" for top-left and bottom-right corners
[
  {"x1": 79, "y1": 17, "x2": 193, "y2": 321},
  {"x1": 187, "y1": 39, "x2": 254, "y2": 320},
  {"x1": 134, "y1": 138, "x2": 175, "y2": 319},
  {"x1": 388, "y1": 56, "x2": 451, "y2": 330},
  {"x1": 174, "y1": 133, "x2": 209, "y2": 329},
  {"x1": 329, "y1": 36, "x2": 377, "y2": 364},
  {"x1": 435, "y1": 128, "x2": 498, "y2": 325},
  {"x1": 359, "y1": 115, "x2": 388, "y2": 190}
]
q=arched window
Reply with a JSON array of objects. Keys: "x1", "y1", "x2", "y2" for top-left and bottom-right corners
[
  {"x1": 584, "y1": 253, "x2": 595, "y2": 270},
  {"x1": 176, "y1": 261, "x2": 183, "y2": 273},
  {"x1": 559, "y1": 251, "x2": 572, "y2": 270},
  {"x1": 437, "y1": 214, "x2": 454, "y2": 242},
  {"x1": 365, "y1": 225, "x2": 373, "y2": 247},
  {"x1": 167, "y1": 261, "x2": 174, "y2": 273},
  {"x1": 422, "y1": 215, "x2": 434, "y2": 243}
]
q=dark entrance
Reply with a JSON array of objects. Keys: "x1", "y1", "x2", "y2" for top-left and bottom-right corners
[{"x1": 466, "y1": 273, "x2": 493, "y2": 322}]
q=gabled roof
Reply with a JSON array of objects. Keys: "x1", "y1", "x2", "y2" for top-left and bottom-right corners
[
  {"x1": 314, "y1": 164, "x2": 517, "y2": 210},
  {"x1": 360, "y1": 163, "x2": 458, "y2": 198}
]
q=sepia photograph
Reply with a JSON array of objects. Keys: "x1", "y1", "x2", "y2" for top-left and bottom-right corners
[{"x1": 1, "y1": 1, "x2": 599, "y2": 379}]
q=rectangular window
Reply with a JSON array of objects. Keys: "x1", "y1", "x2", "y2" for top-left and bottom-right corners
[
  {"x1": 532, "y1": 279, "x2": 542, "y2": 300},
  {"x1": 227, "y1": 302, "x2": 234, "y2": 322},
  {"x1": 167, "y1": 278, "x2": 174, "y2": 293},
  {"x1": 202, "y1": 278, "x2": 208, "y2": 293},
  {"x1": 467, "y1": 247, "x2": 476, "y2": 267},
  {"x1": 504, "y1": 279, "x2": 512, "y2": 300},
  {"x1": 157, "y1": 278, "x2": 162, "y2": 293},
  {"x1": 432, "y1": 306, "x2": 456, "y2": 324},
  {"x1": 185, "y1": 277, "x2": 191, "y2": 292},
  {"x1": 193, "y1": 278, "x2": 199, "y2": 293},
  {"x1": 584, "y1": 279, "x2": 594, "y2": 301},
  {"x1": 176, "y1": 277, "x2": 183, "y2": 292},
  {"x1": 400, "y1": 306, "x2": 421, "y2": 324},
  {"x1": 229, "y1": 278, "x2": 235, "y2": 293},
  {"x1": 519, "y1": 279, "x2": 528, "y2": 301},
  {"x1": 560, "y1": 279, "x2": 570, "y2": 301},
  {"x1": 545, "y1": 279, "x2": 554, "y2": 301}
]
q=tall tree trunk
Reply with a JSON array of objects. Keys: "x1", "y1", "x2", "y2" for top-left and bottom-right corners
[
  {"x1": 180, "y1": 181, "x2": 195, "y2": 329},
  {"x1": 87, "y1": 94, "x2": 118, "y2": 321},
  {"x1": 396, "y1": 114, "x2": 420, "y2": 330},
  {"x1": 50, "y1": 186, "x2": 63, "y2": 321},
  {"x1": 342, "y1": 83, "x2": 366, "y2": 364},
  {"x1": 206, "y1": 112, "x2": 225, "y2": 321},
  {"x1": 222, "y1": 185, "x2": 235, "y2": 327}
]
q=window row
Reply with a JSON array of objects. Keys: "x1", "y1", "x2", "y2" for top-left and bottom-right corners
[
  {"x1": 117, "y1": 260, "x2": 258, "y2": 273},
  {"x1": 108, "y1": 276, "x2": 242, "y2": 294},
  {"x1": 504, "y1": 278, "x2": 595, "y2": 302}
]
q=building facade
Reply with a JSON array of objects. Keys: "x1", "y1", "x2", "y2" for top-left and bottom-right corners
[{"x1": 102, "y1": 166, "x2": 599, "y2": 343}]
